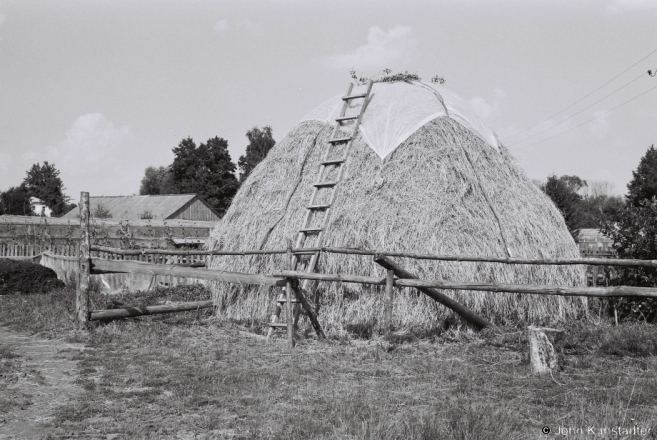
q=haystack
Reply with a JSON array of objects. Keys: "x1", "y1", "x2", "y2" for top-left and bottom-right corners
[{"x1": 207, "y1": 80, "x2": 586, "y2": 334}]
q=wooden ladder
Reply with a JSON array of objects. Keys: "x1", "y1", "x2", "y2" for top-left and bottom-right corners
[{"x1": 267, "y1": 80, "x2": 374, "y2": 341}]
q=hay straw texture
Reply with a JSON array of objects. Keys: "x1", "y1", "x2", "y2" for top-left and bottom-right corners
[{"x1": 207, "y1": 117, "x2": 586, "y2": 335}]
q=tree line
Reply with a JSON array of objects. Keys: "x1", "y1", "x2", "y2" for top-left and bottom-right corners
[
  {"x1": 0, "y1": 126, "x2": 275, "y2": 218},
  {"x1": 540, "y1": 145, "x2": 657, "y2": 322},
  {"x1": 137, "y1": 126, "x2": 275, "y2": 216}
]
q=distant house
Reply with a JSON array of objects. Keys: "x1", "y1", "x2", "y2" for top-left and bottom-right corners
[
  {"x1": 30, "y1": 197, "x2": 52, "y2": 217},
  {"x1": 61, "y1": 194, "x2": 221, "y2": 222},
  {"x1": 577, "y1": 228, "x2": 614, "y2": 257}
]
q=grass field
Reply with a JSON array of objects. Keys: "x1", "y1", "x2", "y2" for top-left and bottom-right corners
[{"x1": 1, "y1": 285, "x2": 656, "y2": 439}]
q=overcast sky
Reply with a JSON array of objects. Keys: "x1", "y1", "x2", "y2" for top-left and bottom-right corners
[{"x1": 1, "y1": 0, "x2": 656, "y2": 201}]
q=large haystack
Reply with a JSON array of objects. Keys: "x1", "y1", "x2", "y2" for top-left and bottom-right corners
[{"x1": 208, "y1": 81, "x2": 586, "y2": 334}]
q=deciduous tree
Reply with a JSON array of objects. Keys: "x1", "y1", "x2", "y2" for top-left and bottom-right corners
[
  {"x1": 139, "y1": 166, "x2": 175, "y2": 195},
  {"x1": 238, "y1": 126, "x2": 275, "y2": 182},
  {"x1": 604, "y1": 145, "x2": 657, "y2": 321},
  {"x1": 0, "y1": 185, "x2": 32, "y2": 216},
  {"x1": 171, "y1": 137, "x2": 239, "y2": 216}
]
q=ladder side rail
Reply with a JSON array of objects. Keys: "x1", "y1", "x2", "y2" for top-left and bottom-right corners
[
  {"x1": 270, "y1": 80, "x2": 373, "y2": 340},
  {"x1": 330, "y1": 83, "x2": 354, "y2": 141},
  {"x1": 349, "y1": 80, "x2": 373, "y2": 138}
]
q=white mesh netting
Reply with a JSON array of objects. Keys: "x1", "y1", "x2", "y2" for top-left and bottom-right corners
[{"x1": 301, "y1": 81, "x2": 499, "y2": 159}]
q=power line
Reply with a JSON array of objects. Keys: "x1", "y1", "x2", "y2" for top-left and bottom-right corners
[
  {"x1": 509, "y1": 71, "x2": 647, "y2": 147},
  {"x1": 511, "y1": 83, "x2": 657, "y2": 152},
  {"x1": 503, "y1": 47, "x2": 657, "y2": 141}
]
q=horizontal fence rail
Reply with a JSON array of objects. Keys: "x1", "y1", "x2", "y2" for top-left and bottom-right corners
[
  {"x1": 273, "y1": 270, "x2": 657, "y2": 298},
  {"x1": 91, "y1": 258, "x2": 286, "y2": 287},
  {"x1": 86, "y1": 245, "x2": 657, "y2": 269}
]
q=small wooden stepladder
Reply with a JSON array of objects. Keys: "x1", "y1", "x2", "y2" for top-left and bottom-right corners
[{"x1": 267, "y1": 80, "x2": 374, "y2": 343}]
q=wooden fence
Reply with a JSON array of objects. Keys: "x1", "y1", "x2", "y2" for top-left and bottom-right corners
[
  {"x1": 0, "y1": 243, "x2": 207, "y2": 266},
  {"x1": 65, "y1": 192, "x2": 657, "y2": 347},
  {"x1": 0, "y1": 244, "x2": 78, "y2": 258}
]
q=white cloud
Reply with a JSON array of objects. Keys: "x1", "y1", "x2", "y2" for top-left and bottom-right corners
[
  {"x1": 323, "y1": 25, "x2": 418, "y2": 71},
  {"x1": 0, "y1": 14, "x2": 6, "y2": 27},
  {"x1": 35, "y1": 113, "x2": 138, "y2": 197},
  {"x1": 606, "y1": 0, "x2": 657, "y2": 13},
  {"x1": 469, "y1": 88, "x2": 505, "y2": 121},
  {"x1": 214, "y1": 19, "x2": 230, "y2": 32}
]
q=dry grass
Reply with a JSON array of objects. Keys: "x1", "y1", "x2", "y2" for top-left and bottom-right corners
[
  {"x1": 208, "y1": 118, "x2": 586, "y2": 335},
  {"x1": 1, "y1": 289, "x2": 656, "y2": 438}
]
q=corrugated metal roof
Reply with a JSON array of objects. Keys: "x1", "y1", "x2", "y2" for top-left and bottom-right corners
[{"x1": 60, "y1": 194, "x2": 203, "y2": 220}]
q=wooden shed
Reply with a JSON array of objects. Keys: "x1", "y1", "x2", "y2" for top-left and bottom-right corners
[{"x1": 61, "y1": 194, "x2": 221, "y2": 222}]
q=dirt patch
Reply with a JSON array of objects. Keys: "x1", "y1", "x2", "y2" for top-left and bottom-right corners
[
  {"x1": 0, "y1": 326, "x2": 86, "y2": 439},
  {"x1": 0, "y1": 259, "x2": 64, "y2": 295}
]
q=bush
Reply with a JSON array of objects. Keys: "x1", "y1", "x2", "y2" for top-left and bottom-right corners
[{"x1": 0, "y1": 259, "x2": 65, "y2": 295}]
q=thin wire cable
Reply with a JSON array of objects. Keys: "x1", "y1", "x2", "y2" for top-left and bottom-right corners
[
  {"x1": 509, "y1": 71, "x2": 647, "y2": 147},
  {"x1": 511, "y1": 83, "x2": 657, "y2": 152},
  {"x1": 503, "y1": 47, "x2": 657, "y2": 140}
]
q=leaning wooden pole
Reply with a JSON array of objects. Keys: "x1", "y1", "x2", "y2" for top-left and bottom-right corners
[
  {"x1": 286, "y1": 241, "x2": 295, "y2": 349},
  {"x1": 290, "y1": 280, "x2": 326, "y2": 339},
  {"x1": 76, "y1": 192, "x2": 91, "y2": 329},
  {"x1": 384, "y1": 269, "x2": 394, "y2": 334},
  {"x1": 374, "y1": 255, "x2": 494, "y2": 330}
]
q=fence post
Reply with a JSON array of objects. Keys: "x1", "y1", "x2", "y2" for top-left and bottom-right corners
[
  {"x1": 76, "y1": 192, "x2": 91, "y2": 329},
  {"x1": 286, "y1": 240, "x2": 295, "y2": 349},
  {"x1": 384, "y1": 269, "x2": 394, "y2": 335}
]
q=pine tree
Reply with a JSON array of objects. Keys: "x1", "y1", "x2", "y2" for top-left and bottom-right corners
[
  {"x1": 627, "y1": 144, "x2": 657, "y2": 206},
  {"x1": 22, "y1": 162, "x2": 71, "y2": 216}
]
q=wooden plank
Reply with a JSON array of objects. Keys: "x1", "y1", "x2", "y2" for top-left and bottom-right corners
[
  {"x1": 77, "y1": 192, "x2": 91, "y2": 329},
  {"x1": 374, "y1": 255, "x2": 494, "y2": 329},
  {"x1": 342, "y1": 92, "x2": 367, "y2": 100},
  {"x1": 393, "y1": 278, "x2": 657, "y2": 298},
  {"x1": 328, "y1": 137, "x2": 351, "y2": 144},
  {"x1": 313, "y1": 181, "x2": 337, "y2": 188},
  {"x1": 91, "y1": 258, "x2": 286, "y2": 286},
  {"x1": 302, "y1": 247, "x2": 657, "y2": 269},
  {"x1": 272, "y1": 270, "x2": 385, "y2": 285},
  {"x1": 89, "y1": 245, "x2": 287, "y2": 256},
  {"x1": 321, "y1": 159, "x2": 346, "y2": 166},
  {"x1": 89, "y1": 300, "x2": 214, "y2": 320}
]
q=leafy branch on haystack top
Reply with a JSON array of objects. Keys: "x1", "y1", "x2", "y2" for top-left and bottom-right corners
[{"x1": 349, "y1": 69, "x2": 445, "y2": 85}]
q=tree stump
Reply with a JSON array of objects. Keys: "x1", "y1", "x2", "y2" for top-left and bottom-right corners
[{"x1": 528, "y1": 326, "x2": 563, "y2": 375}]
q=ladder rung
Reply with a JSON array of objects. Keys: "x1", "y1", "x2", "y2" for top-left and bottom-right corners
[
  {"x1": 335, "y1": 115, "x2": 359, "y2": 122},
  {"x1": 307, "y1": 204, "x2": 330, "y2": 210},
  {"x1": 293, "y1": 250, "x2": 316, "y2": 256},
  {"x1": 268, "y1": 323, "x2": 288, "y2": 328},
  {"x1": 321, "y1": 158, "x2": 345, "y2": 166},
  {"x1": 342, "y1": 93, "x2": 367, "y2": 101},
  {"x1": 313, "y1": 181, "x2": 337, "y2": 188},
  {"x1": 329, "y1": 137, "x2": 351, "y2": 144},
  {"x1": 299, "y1": 227, "x2": 323, "y2": 233}
]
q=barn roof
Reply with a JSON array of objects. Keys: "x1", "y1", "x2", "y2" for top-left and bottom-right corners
[{"x1": 60, "y1": 194, "x2": 217, "y2": 221}]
